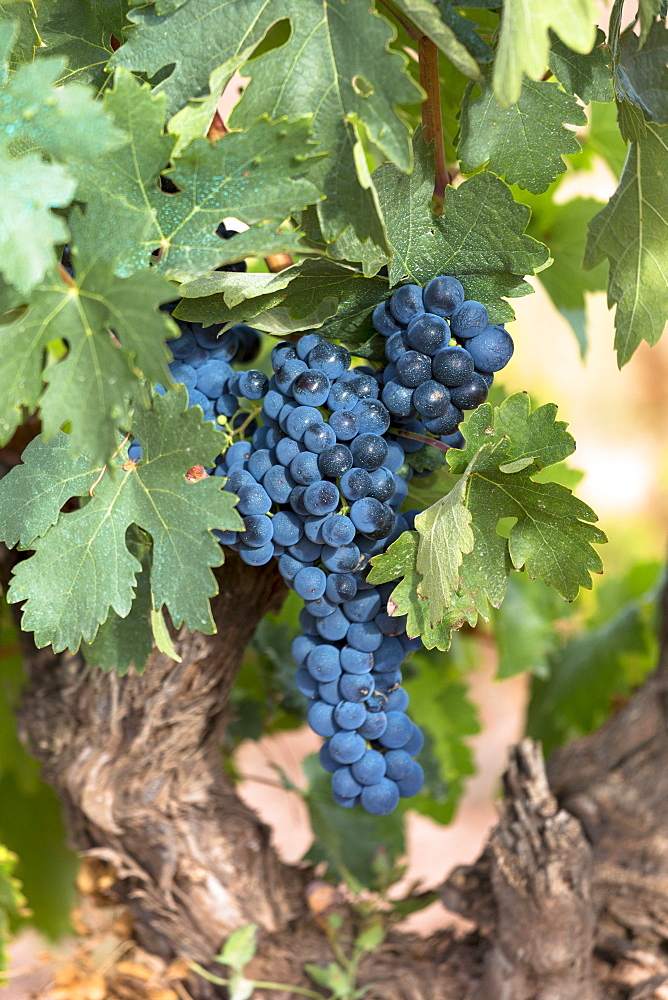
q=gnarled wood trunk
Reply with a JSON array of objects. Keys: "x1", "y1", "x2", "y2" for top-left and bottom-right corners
[{"x1": 11, "y1": 539, "x2": 668, "y2": 999}]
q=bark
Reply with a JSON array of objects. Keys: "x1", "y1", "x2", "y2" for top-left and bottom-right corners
[{"x1": 9, "y1": 507, "x2": 668, "y2": 1000}]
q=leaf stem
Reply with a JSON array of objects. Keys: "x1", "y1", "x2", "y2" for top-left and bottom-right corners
[
  {"x1": 189, "y1": 962, "x2": 325, "y2": 999},
  {"x1": 376, "y1": 0, "x2": 422, "y2": 41},
  {"x1": 418, "y1": 36, "x2": 449, "y2": 209}
]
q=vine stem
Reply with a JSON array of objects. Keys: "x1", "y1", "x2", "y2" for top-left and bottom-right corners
[
  {"x1": 391, "y1": 427, "x2": 451, "y2": 453},
  {"x1": 189, "y1": 962, "x2": 325, "y2": 999},
  {"x1": 418, "y1": 36, "x2": 449, "y2": 209}
]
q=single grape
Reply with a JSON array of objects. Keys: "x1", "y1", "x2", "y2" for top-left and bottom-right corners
[
  {"x1": 423, "y1": 275, "x2": 465, "y2": 317},
  {"x1": 339, "y1": 467, "x2": 372, "y2": 501},
  {"x1": 329, "y1": 409, "x2": 359, "y2": 441},
  {"x1": 237, "y1": 483, "x2": 272, "y2": 515},
  {"x1": 413, "y1": 380, "x2": 451, "y2": 418},
  {"x1": 385, "y1": 331, "x2": 407, "y2": 363},
  {"x1": 295, "y1": 667, "x2": 318, "y2": 699},
  {"x1": 423, "y1": 405, "x2": 463, "y2": 436},
  {"x1": 329, "y1": 730, "x2": 366, "y2": 764},
  {"x1": 292, "y1": 634, "x2": 319, "y2": 666},
  {"x1": 361, "y1": 777, "x2": 400, "y2": 815},
  {"x1": 318, "y1": 444, "x2": 353, "y2": 478},
  {"x1": 308, "y1": 342, "x2": 351, "y2": 379},
  {"x1": 334, "y1": 700, "x2": 367, "y2": 730},
  {"x1": 386, "y1": 687, "x2": 409, "y2": 712},
  {"x1": 238, "y1": 541, "x2": 275, "y2": 565},
  {"x1": 396, "y1": 351, "x2": 432, "y2": 389},
  {"x1": 247, "y1": 449, "x2": 273, "y2": 481},
  {"x1": 286, "y1": 405, "x2": 322, "y2": 442},
  {"x1": 290, "y1": 451, "x2": 322, "y2": 486},
  {"x1": 319, "y1": 678, "x2": 342, "y2": 705},
  {"x1": 406, "y1": 313, "x2": 449, "y2": 356},
  {"x1": 396, "y1": 761, "x2": 424, "y2": 797},
  {"x1": 263, "y1": 465, "x2": 295, "y2": 504},
  {"x1": 305, "y1": 595, "x2": 337, "y2": 618},
  {"x1": 325, "y1": 573, "x2": 358, "y2": 604},
  {"x1": 321, "y1": 543, "x2": 362, "y2": 573},
  {"x1": 271, "y1": 341, "x2": 297, "y2": 369},
  {"x1": 316, "y1": 608, "x2": 350, "y2": 641},
  {"x1": 306, "y1": 645, "x2": 342, "y2": 682},
  {"x1": 292, "y1": 369, "x2": 331, "y2": 407},
  {"x1": 350, "y1": 497, "x2": 395, "y2": 539},
  {"x1": 350, "y1": 434, "x2": 388, "y2": 471},
  {"x1": 278, "y1": 553, "x2": 308, "y2": 583},
  {"x1": 307, "y1": 700, "x2": 337, "y2": 737},
  {"x1": 449, "y1": 373, "x2": 489, "y2": 410},
  {"x1": 339, "y1": 672, "x2": 374, "y2": 702},
  {"x1": 238, "y1": 370, "x2": 269, "y2": 400},
  {"x1": 431, "y1": 345, "x2": 474, "y2": 387},
  {"x1": 275, "y1": 359, "x2": 308, "y2": 394},
  {"x1": 390, "y1": 284, "x2": 425, "y2": 325},
  {"x1": 296, "y1": 333, "x2": 323, "y2": 360},
  {"x1": 289, "y1": 535, "x2": 322, "y2": 562},
  {"x1": 383, "y1": 749, "x2": 414, "y2": 781},
  {"x1": 195, "y1": 361, "x2": 231, "y2": 396},
  {"x1": 358, "y1": 711, "x2": 387, "y2": 739},
  {"x1": 294, "y1": 566, "x2": 327, "y2": 600},
  {"x1": 347, "y1": 621, "x2": 383, "y2": 652},
  {"x1": 378, "y1": 711, "x2": 414, "y2": 749},
  {"x1": 372, "y1": 300, "x2": 404, "y2": 336},
  {"x1": 319, "y1": 741, "x2": 339, "y2": 773},
  {"x1": 321, "y1": 514, "x2": 356, "y2": 547},
  {"x1": 348, "y1": 373, "x2": 379, "y2": 400},
  {"x1": 275, "y1": 436, "x2": 301, "y2": 467},
  {"x1": 343, "y1": 589, "x2": 382, "y2": 622},
  {"x1": 354, "y1": 398, "x2": 391, "y2": 435},
  {"x1": 340, "y1": 645, "x2": 374, "y2": 674},
  {"x1": 382, "y1": 380, "x2": 414, "y2": 417},
  {"x1": 450, "y1": 300, "x2": 488, "y2": 339},
  {"x1": 327, "y1": 381, "x2": 358, "y2": 412},
  {"x1": 351, "y1": 749, "x2": 387, "y2": 785},
  {"x1": 303, "y1": 480, "x2": 340, "y2": 516},
  {"x1": 331, "y1": 766, "x2": 363, "y2": 800},
  {"x1": 464, "y1": 325, "x2": 514, "y2": 372},
  {"x1": 368, "y1": 467, "x2": 396, "y2": 503},
  {"x1": 241, "y1": 514, "x2": 273, "y2": 548},
  {"x1": 304, "y1": 423, "x2": 337, "y2": 453},
  {"x1": 403, "y1": 723, "x2": 425, "y2": 757}
]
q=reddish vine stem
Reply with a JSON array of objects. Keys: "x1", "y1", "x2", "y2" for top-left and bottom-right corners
[{"x1": 418, "y1": 36, "x2": 449, "y2": 209}]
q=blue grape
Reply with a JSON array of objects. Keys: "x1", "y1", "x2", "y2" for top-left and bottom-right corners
[
  {"x1": 423, "y1": 405, "x2": 463, "y2": 436},
  {"x1": 321, "y1": 543, "x2": 361, "y2": 573},
  {"x1": 286, "y1": 405, "x2": 322, "y2": 442},
  {"x1": 289, "y1": 535, "x2": 322, "y2": 562},
  {"x1": 339, "y1": 467, "x2": 372, "y2": 501},
  {"x1": 350, "y1": 434, "x2": 388, "y2": 472},
  {"x1": 271, "y1": 341, "x2": 297, "y2": 368},
  {"x1": 406, "y1": 313, "x2": 449, "y2": 356},
  {"x1": 358, "y1": 711, "x2": 387, "y2": 739},
  {"x1": 319, "y1": 678, "x2": 342, "y2": 705},
  {"x1": 465, "y1": 325, "x2": 514, "y2": 372},
  {"x1": 386, "y1": 687, "x2": 409, "y2": 712},
  {"x1": 275, "y1": 359, "x2": 308, "y2": 394},
  {"x1": 340, "y1": 646, "x2": 373, "y2": 674},
  {"x1": 292, "y1": 634, "x2": 318, "y2": 666},
  {"x1": 316, "y1": 608, "x2": 350, "y2": 641},
  {"x1": 378, "y1": 711, "x2": 413, "y2": 748},
  {"x1": 306, "y1": 645, "x2": 341, "y2": 682},
  {"x1": 382, "y1": 381, "x2": 414, "y2": 417},
  {"x1": 294, "y1": 566, "x2": 327, "y2": 600},
  {"x1": 351, "y1": 749, "x2": 386, "y2": 785},
  {"x1": 327, "y1": 381, "x2": 358, "y2": 412},
  {"x1": 290, "y1": 451, "x2": 321, "y2": 485},
  {"x1": 396, "y1": 351, "x2": 432, "y2": 388},
  {"x1": 368, "y1": 467, "x2": 396, "y2": 503},
  {"x1": 242, "y1": 514, "x2": 273, "y2": 548},
  {"x1": 385, "y1": 331, "x2": 407, "y2": 363},
  {"x1": 360, "y1": 778, "x2": 400, "y2": 815},
  {"x1": 354, "y1": 399, "x2": 391, "y2": 435},
  {"x1": 318, "y1": 444, "x2": 353, "y2": 478},
  {"x1": 432, "y1": 345, "x2": 474, "y2": 387},
  {"x1": 304, "y1": 423, "x2": 336, "y2": 453},
  {"x1": 278, "y1": 553, "x2": 307, "y2": 582},
  {"x1": 237, "y1": 484, "x2": 272, "y2": 515},
  {"x1": 305, "y1": 595, "x2": 337, "y2": 618},
  {"x1": 390, "y1": 284, "x2": 425, "y2": 325},
  {"x1": 396, "y1": 761, "x2": 424, "y2": 797},
  {"x1": 308, "y1": 700, "x2": 337, "y2": 737},
  {"x1": 372, "y1": 300, "x2": 404, "y2": 336},
  {"x1": 308, "y1": 342, "x2": 351, "y2": 378},
  {"x1": 403, "y1": 723, "x2": 425, "y2": 757},
  {"x1": 329, "y1": 730, "x2": 366, "y2": 764},
  {"x1": 331, "y1": 766, "x2": 363, "y2": 800},
  {"x1": 238, "y1": 541, "x2": 274, "y2": 565},
  {"x1": 449, "y1": 373, "x2": 489, "y2": 410},
  {"x1": 296, "y1": 333, "x2": 323, "y2": 360},
  {"x1": 275, "y1": 436, "x2": 301, "y2": 466},
  {"x1": 325, "y1": 573, "x2": 357, "y2": 604},
  {"x1": 347, "y1": 621, "x2": 383, "y2": 652},
  {"x1": 383, "y1": 749, "x2": 414, "y2": 781},
  {"x1": 450, "y1": 300, "x2": 488, "y2": 339},
  {"x1": 329, "y1": 409, "x2": 359, "y2": 441},
  {"x1": 319, "y1": 741, "x2": 339, "y2": 773},
  {"x1": 271, "y1": 511, "x2": 303, "y2": 547},
  {"x1": 170, "y1": 363, "x2": 198, "y2": 391},
  {"x1": 292, "y1": 369, "x2": 331, "y2": 406},
  {"x1": 264, "y1": 465, "x2": 295, "y2": 504},
  {"x1": 343, "y1": 589, "x2": 382, "y2": 622},
  {"x1": 334, "y1": 700, "x2": 366, "y2": 730},
  {"x1": 413, "y1": 380, "x2": 450, "y2": 418},
  {"x1": 423, "y1": 275, "x2": 465, "y2": 317},
  {"x1": 238, "y1": 370, "x2": 268, "y2": 400},
  {"x1": 321, "y1": 514, "x2": 356, "y2": 547},
  {"x1": 247, "y1": 449, "x2": 272, "y2": 481},
  {"x1": 339, "y1": 672, "x2": 374, "y2": 701},
  {"x1": 303, "y1": 480, "x2": 340, "y2": 516}
]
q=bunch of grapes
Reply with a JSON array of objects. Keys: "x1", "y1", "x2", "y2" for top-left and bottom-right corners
[{"x1": 136, "y1": 274, "x2": 514, "y2": 815}]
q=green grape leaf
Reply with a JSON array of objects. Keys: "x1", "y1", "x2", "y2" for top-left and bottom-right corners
[
  {"x1": 0, "y1": 5, "x2": 39, "y2": 68},
  {"x1": 638, "y1": 0, "x2": 664, "y2": 46},
  {"x1": 1, "y1": 391, "x2": 242, "y2": 652},
  {"x1": 112, "y1": 0, "x2": 422, "y2": 254},
  {"x1": 368, "y1": 532, "x2": 477, "y2": 650},
  {"x1": 82, "y1": 528, "x2": 154, "y2": 676},
  {"x1": 0, "y1": 251, "x2": 178, "y2": 463},
  {"x1": 302, "y1": 754, "x2": 405, "y2": 888},
  {"x1": 35, "y1": 0, "x2": 121, "y2": 89},
  {"x1": 0, "y1": 148, "x2": 75, "y2": 295},
  {"x1": 587, "y1": 100, "x2": 630, "y2": 177},
  {"x1": 371, "y1": 395, "x2": 605, "y2": 646},
  {"x1": 435, "y1": 1, "x2": 494, "y2": 64},
  {"x1": 72, "y1": 70, "x2": 176, "y2": 274},
  {"x1": 76, "y1": 75, "x2": 323, "y2": 278},
  {"x1": 493, "y1": 0, "x2": 598, "y2": 107},
  {"x1": 548, "y1": 28, "x2": 614, "y2": 104},
  {"x1": 216, "y1": 924, "x2": 258, "y2": 973},
  {"x1": 0, "y1": 44, "x2": 125, "y2": 178},
  {"x1": 584, "y1": 123, "x2": 668, "y2": 367},
  {"x1": 414, "y1": 474, "x2": 475, "y2": 611},
  {"x1": 527, "y1": 193, "x2": 609, "y2": 355},
  {"x1": 458, "y1": 76, "x2": 587, "y2": 194},
  {"x1": 0, "y1": 844, "x2": 25, "y2": 977},
  {"x1": 230, "y1": 0, "x2": 422, "y2": 252},
  {"x1": 375, "y1": 130, "x2": 550, "y2": 320},
  {"x1": 386, "y1": 0, "x2": 481, "y2": 78},
  {"x1": 616, "y1": 18, "x2": 668, "y2": 125},
  {"x1": 493, "y1": 573, "x2": 570, "y2": 680},
  {"x1": 403, "y1": 649, "x2": 480, "y2": 824}
]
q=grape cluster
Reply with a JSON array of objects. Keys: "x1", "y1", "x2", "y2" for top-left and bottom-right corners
[
  {"x1": 373, "y1": 276, "x2": 513, "y2": 439},
  {"x1": 214, "y1": 334, "x2": 426, "y2": 815},
  {"x1": 134, "y1": 273, "x2": 515, "y2": 815}
]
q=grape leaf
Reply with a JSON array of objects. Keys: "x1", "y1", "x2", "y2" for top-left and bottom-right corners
[
  {"x1": 435, "y1": 1, "x2": 494, "y2": 64},
  {"x1": 112, "y1": 0, "x2": 421, "y2": 253},
  {"x1": 0, "y1": 251, "x2": 178, "y2": 463},
  {"x1": 492, "y1": 574, "x2": 569, "y2": 680},
  {"x1": 587, "y1": 100, "x2": 629, "y2": 177},
  {"x1": 0, "y1": 148, "x2": 75, "y2": 295},
  {"x1": 584, "y1": 123, "x2": 668, "y2": 367},
  {"x1": 0, "y1": 42, "x2": 125, "y2": 179},
  {"x1": 493, "y1": 0, "x2": 598, "y2": 107},
  {"x1": 548, "y1": 28, "x2": 614, "y2": 104},
  {"x1": 0, "y1": 4, "x2": 39, "y2": 68},
  {"x1": 374, "y1": 130, "x2": 550, "y2": 321},
  {"x1": 35, "y1": 0, "x2": 120, "y2": 89},
  {"x1": 403, "y1": 649, "x2": 480, "y2": 824},
  {"x1": 414, "y1": 472, "x2": 475, "y2": 611},
  {"x1": 1, "y1": 390, "x2": 243, "y2": 652},
  {"x1": 230, "y1": 0, "x2": 422, "y2": 252},
  {"x1": 457, "y1": 76, "x2": 587, "y2": 194},
  {"x1": 385, "y1": 0, "x2": 481, "y2": 78},
  {"x1": 616, "y1": 18, "x2": 668, "y2": 125},
  {"x1": 76, "y1": 74, "x2": 323, "y2": 278},
  {"x1": 638, "y1": 0, "x2": 664, "y2": 46},
  {"x1": 82, "y1": 527, "x2": 154, "y2": 675},
  {"x1": 527, "y1": 193, "x2": 609, "y2": 356}
]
